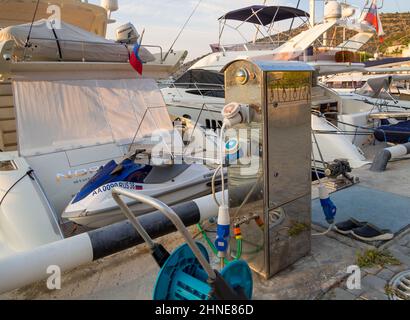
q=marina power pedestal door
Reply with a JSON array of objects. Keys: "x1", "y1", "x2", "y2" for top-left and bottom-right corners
[{"x1": 223, "y1": 60, "x2": 313, "y2": 279}]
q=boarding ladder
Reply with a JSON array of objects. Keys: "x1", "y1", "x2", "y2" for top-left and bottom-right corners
[{"x1": 0, "y1": 81, "x2": 17, "y2": 151}]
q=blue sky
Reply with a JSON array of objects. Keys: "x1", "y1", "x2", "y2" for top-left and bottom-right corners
[{"x1": 89, "y1": 0, "x2": 410, "y2": 60}]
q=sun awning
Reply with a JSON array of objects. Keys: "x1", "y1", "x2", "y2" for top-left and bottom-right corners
[
  {"x1": 219, "y1": 5, "x2": 309, "y2": 26},
  {"x1": 13, "y1": 78, "x2": 174, "y2": 157}
]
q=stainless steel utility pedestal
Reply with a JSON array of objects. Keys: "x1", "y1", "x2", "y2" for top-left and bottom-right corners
[{"x1": 224, "y1": 60, "x2": 314, "y2": 279}]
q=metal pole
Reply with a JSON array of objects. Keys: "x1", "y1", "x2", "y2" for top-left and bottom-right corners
[
  {"x1": 112, "y1": 192, "x2": 156, "y2": 250},
  {"x1": 309, "y1": 0, "x2": 316, "y2": 27},
  {"x1": 112, "y1": 187, "x2": 217, "y2": 280}
]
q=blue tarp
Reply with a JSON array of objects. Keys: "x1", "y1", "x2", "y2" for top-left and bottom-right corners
[
  {"x1": 374, "y1": 120, "x2": 410, "y2": 144},
  {"x1": 312, "y1": 185, "x2": 410, "y2": 234}
]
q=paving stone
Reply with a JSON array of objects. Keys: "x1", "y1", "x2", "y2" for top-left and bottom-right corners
[
  {"x1": 389, "y1": 248, "x2": 410, "y2": 267},
  {"x1": 361, "y1": 274, "x2": 387, "y2": 294},
  {"x1": 376, "y1": 268, "x2": 395, "y2": 281},
  {"x1": 345, "y1": 286, "x2": 365, "y2": 297},
  {"x1": 331, "y1": 288, "x2": 357, "y2": 300},
  {"x1": 398, "y1": 234, "x2": 410, "y2": 247},
  {"x1": 363, "y1": 266, "x2": 382, "y2": 275},
  {"x1": 343, "y1": 276, "x2": 365, "y2": 297},
  {"x1": 386, "y1": 264, "x2": 407, "y2": 273},
  {"x1": 359, "y1": 290, "x2": 389, "y2": 300}
]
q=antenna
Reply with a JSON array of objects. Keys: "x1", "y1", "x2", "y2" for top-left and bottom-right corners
[
  {"x1": 309, "y1": 0, "x2": 316, "y2": 27},
  {"x1": 23, "y1": 0, "x2": 41, "y2": 60},
  {"x1": 163, "y1": 0, "x2": 203, "y2": 62}
]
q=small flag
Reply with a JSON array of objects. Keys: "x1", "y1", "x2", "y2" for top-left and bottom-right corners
[
  {"x1": 130, "y1": 43, "x2": 143, "y2": 75},
  {"x1": 363, "y1": 0, "x2": 385, "y2": 43}
]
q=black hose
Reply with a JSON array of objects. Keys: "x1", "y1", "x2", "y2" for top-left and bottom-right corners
[{"x1": 0, "y1": 170, "x2": 34, "y2": 206}]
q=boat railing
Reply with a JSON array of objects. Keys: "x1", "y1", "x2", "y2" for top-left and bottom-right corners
[
  {"x1": 142, "y1": 44, "x2": 164, "y2": 62},
  {"x1": 18, "y1": 37, "x2": 165, "y2": 63},
  {"x1": 212, "y1": 41, "x2": 287, "y2": 53},
  {"x1": 216, "y1": 5, "x2": 309, "y2": 54},
  {"x1": 303, "y1": 37, "x2": 371, "y2": 63},
  {"x1": 168, "y1": 82, "x2": 225, "y2": 99}
]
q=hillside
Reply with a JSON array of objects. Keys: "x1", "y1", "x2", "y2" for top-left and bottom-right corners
[
  {"x1": 267, "y1": 12, "x2": 410, "y2": 55},
  {"x1": 377, "y1": 12, "x2": 410, "y2": 53},
  {"x1": 174, "y1": 12, "x2": 410, "y2": 77}
]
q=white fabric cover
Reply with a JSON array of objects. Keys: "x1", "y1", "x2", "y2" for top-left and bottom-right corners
[
  {"x1": 13, "y1": 78, "x2": 174, "y2": 156},
  {"x1": 0, "y1": 19, "x2": 155, "y2": 63}
]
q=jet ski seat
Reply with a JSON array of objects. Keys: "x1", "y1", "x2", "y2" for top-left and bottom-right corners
[{"x1": 144, "y1": 164, "x2": 190, "y2": 184}]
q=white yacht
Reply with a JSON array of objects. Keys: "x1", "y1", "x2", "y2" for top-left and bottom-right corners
[
  {"x1": 163, "y1": 1, "x2": 377, "y2": 169},
  {"x1": 0, "y1": 0, "x2": 192, "y2": 257}
]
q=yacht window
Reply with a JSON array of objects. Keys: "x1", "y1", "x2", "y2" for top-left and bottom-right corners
[
  {"x1": 211, "y1": 120, "x2": 217, "y2": 130},
  {"x1": 174, "y1": 69, "x2": 224, "y2": 88},
  {"x1": 331, "y1": 82, "x2": 343, "y2": 89},
  {"x1": 185, "y1": 89, "x2": 225, "y2": 98},
  {"x1": 0, "y1": 160, "x2": 17, "y2": 171}
]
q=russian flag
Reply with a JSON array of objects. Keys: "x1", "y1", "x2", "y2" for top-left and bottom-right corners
[
  {"x1": 363, "y1": 0, "x2": 385, "y2": 43},
  {"x1": 130, "y1": 43, "x2": 143, "y2": 75}
]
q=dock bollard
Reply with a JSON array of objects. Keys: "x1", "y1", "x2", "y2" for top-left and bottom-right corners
[{"x1": 370, "y1": 142, "x2": 410, "y2": 172}]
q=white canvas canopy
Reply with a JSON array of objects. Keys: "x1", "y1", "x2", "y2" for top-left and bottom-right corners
[
  {"x1": 13, "y1": 78, "x2": 174, "y2": 157},
  {"x1": 357, "y1": 74, "x2": 410, "y2": 98},
  {"x1": 0, "y1": 19, "x2": 155, "y2": 63}
]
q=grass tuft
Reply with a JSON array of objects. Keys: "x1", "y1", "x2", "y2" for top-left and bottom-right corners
[
  {"x1": 288, "y1": 221, "x2": 309, "y2": 237},
  {"x1": 357, "y1": 249, "x2": 401, "y2": 269}
]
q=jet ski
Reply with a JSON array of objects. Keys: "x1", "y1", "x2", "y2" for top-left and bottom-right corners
[{"x1": 62, "y1": 158, "x2": 217, "y2": 228}]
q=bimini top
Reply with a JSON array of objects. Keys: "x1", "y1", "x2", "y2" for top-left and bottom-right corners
[{"x1": 219, "y1": 5, "x2": 309, "y2": 26}]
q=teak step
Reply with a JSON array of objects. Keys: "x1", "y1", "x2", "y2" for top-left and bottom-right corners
[
  {"x1": 0, "y1": 106, "x2": 15, "y2": 119},
  {"x1": 0, "y1": 84, "x2": 12, "y2": 96},
  {"x1": 0, "y1": 119, "x2": 16, "y2": 132},
  {"x1": 0, "y1": 96, "x2": 13, "y2": 108},
  {"x1": 2, "y1": 131, "x2": 17, "y2": 145},
  {"x1": 2, "y1": 144, "x2": 17, "y2": 152}
]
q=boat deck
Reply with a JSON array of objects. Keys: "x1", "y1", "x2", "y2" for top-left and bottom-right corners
[{"x1": 1, "y1": 143, "x2": 410, "y2": 300}]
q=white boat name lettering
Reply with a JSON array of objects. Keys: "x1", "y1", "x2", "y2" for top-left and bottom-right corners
[{"x1": 92, "y1": 182, "x2": 142, "y2": 196}]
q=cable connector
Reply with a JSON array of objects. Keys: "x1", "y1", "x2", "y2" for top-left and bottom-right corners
[
  {"x1": 254, "y1": 216, "x2": 264, "y2": 230},
  {"x1": 215, "y1": 205, "x2": 230, "y2": 255},
  {"x1": 221, "y1": 102, "x2": 249, "y2": 128},
  {"x1": 233, "y1": 226, "x2": 242, "y2": 240},
  {"x1": 319, "y1": 185, "x2": 337, "y2": 224}
]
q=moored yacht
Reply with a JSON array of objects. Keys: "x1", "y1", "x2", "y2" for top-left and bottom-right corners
[
  {"x1": 163, "y1": 1, "x2": 376, "y2": 169},
  {"x1": 0, "y1": 0, "x2": 194, "y2": 257}
]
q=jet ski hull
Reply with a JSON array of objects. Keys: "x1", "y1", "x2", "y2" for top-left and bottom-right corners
[{"x1": 62, "y1": 163, "x2": 217, "y2": 229}]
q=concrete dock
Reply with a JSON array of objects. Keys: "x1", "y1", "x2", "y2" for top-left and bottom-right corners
[{"x1": 1, "y1": 147, "x2": 410, "y2": 300}]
